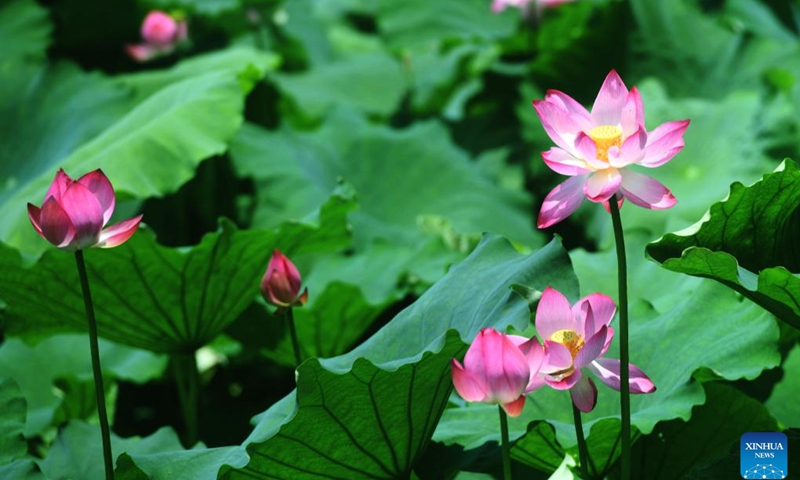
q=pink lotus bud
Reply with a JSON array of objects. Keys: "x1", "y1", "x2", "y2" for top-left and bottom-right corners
[
  {"x1": 261, "y1": 249, "x2": 308, "y2": 308},
  {"x1": 27, "y1": 169, "x2": 143, "y2": 251},
  {"x1": 451, "y1": 328, "x2": 544, "y2": 417},
  {"x1": 141, "y1": 11, "x2": 180, "y2": 46}
]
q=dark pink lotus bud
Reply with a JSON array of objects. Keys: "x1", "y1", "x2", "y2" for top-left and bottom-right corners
[
  {"x1": 126, "y1": 11, "x2": 188, "y2": 63},
  {"x1": 260, "y1": 249, "x2": 308, "y2": 308},
  {"x1": 27, "y1": 169, "x2": 142, "y2": 251}
]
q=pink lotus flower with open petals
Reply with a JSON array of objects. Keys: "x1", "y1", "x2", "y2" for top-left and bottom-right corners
[
  {"x1": 126, "y1": 11, "x2": 188, "y2": 62},
  {"x1": 535, "y1": 287, "x2": 655, "y2": 412},
  {"x1": 27, "y1": 169, "x2": 143, "y2": 251},
  {"x1": 451, "y1": 328, "x2": 545, "y2": 417},
  {"x1": 261, "y1": 249, "x2": 308, "y2": 308},
  {"x1": 533, "y1": 70, "x2": 690, "y2": 228}
]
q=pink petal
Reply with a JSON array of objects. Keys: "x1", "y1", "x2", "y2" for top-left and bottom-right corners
[
  {"x1": 27, "y1": 204, "x2": 43, "y2": 236},
  {"x1": 544, "y1": 90, "x2": 592, "y2": 122},
  {"x1": 501, "y1": 396, "x2": 526, "y2": 417},
  {"x1": 609, "y1": 127, "x2": 647, "y2": 168},
  {"x1": 591, "y1": 70, "x2": 629, "y2": 127},
  {"x1": 540, "y1": 340, "x2": 574, "y2": 375},
  {"x1": 573, "y1": 293, "x2": 616, "y2": 338},
  {"x1": 507, "y1": 335, "x2": 546, "y2": 392},
  {"x1": 600, "y1": 326, "x2": 614, "y2": 356},
  {"x1": 60, "y1": 182, "x2": 104, "y2": 249},
  {"x1": 544, "y1": 360, "x2": 581, "y2": 390},
  {"x1": 141, "y1": 11, "x2": 179, "y2": 46},
  {"x1": 574, "y1": 326, "x2": 607, "y2": 369},
  {"x1": 535, "y1": 287, "x2": 576, "y2": 340},
  {"x1": 44, "y1": 169, "x2": 73, "y2": 203},
  {"x1": 619, "y1": 87, "x2": 644, "y2": 137},
  {"x1": 574, "y1": 133, "x2": 609, "y2": 170},
  {"x1": 588, "y1": 358, "x2": 657, "y2": 394},
  {"x1": 533, "y1": 99, "x2": 592, "y2": 154},
  {"x1": 537, "y1": 175, "x2": 587, "y2": 228},
  {"x1": 98, "y1": 215, "x2": 143, "y2": 248},
  {"x1": 126, "y1": 43, "x2": 161, "y2": 62},
  {"x1": 39, "y1": 197, "x2": 76, "y2": 249},
  {"x1": 570, "y1": 374, "x2": 598, "y2": 413},
  {"x1": 463, "y1": 329, "x2": 529, "y2": 405},
  {"x1": 583, "y1": 168, "x2": 622, "y2": 203},
  {"x1": 451, "y1": 359, "x2": 487, "y2": 403},
  {"x1": 77, "y1": 170, "x2": 115, "y2": 225},
  {"x1": 639, "y1": 120, "x2": 690, "y2": 168},
  {"x1": 542, "y1": 148, "x2": 591, "y2": 176},
  {"x1": 619, "y1": 169, "x2": 676, "y2": 209},
  {"x1": 262, "y1": 250, "x2": 304, "y2": 307}
]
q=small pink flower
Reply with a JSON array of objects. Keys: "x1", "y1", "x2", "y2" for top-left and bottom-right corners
[
  {"x1": 533, "y1": 70, "x2": 690, "y2": 228},
  {"x1": 535, "y1": 287, "x2": 655, "y2": 412},
  {"x1": 126, "y1": 11, "x2": 187, "y2": 63},
  {"x1": 451, "y1": 328, "x2": 545, "y2": 417},
  {"x1": 261, "y1": 249, "x2": 308, "y2": 308},
  {"x1": 27, "y1": 169, "x2": 143, "y2": 251},
  {"x1": 492, "y1": 0, "x2": 576, "y2": 15}
]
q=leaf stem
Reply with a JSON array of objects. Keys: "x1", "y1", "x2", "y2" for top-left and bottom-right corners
[
  {"x1": 498, "y1": 406, "x2": 512, "y2": 480},
  {"x1": 286, "y1": 307, "x2": 303, "y2": 366},
  {"x1": 572, "y1": 402, "x2": 590, "y2": 479},
  {"x1": 173, "y1": 352, "x2": 200, "y2": 447},
  {"x1": 608, "y1": 198, "x2": 630, "y2": 480},
  {"x1": 75, "y1": 250, "x2": 115, "y2": 480}
]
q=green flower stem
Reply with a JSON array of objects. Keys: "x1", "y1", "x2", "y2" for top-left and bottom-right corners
[
  {"x1": 572, "y1": 403, "x2": 590, "y2": 479},
  {"x1": 74, "y1": 251, "x2": 115, "y2": 480},
  {"x1": 173, "y1": 352, "x2": 200, "y2": 447},
  {"x1": 608, "y1": 198, "x2": 631, "y2": 480},
  {"x1": 286, "y1": 307, "x2": 303, "y2": 366},
  {"x1": 498, "y1": 406, "x2": 512, "y2": 480}
]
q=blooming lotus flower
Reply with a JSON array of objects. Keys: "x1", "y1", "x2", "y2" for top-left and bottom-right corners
[
  {"x1": 492, "y1": 0, "x2": 576, "y2": 15},
  {"x1": 27, "y1": 169, "x2": 143, "y2": 251},
  {"x1": 261, "y1": 249, "x2": 308, "y2": 308},
  {"x1": 451, "y1": 328, "x2": 545, "y2": 417},
  {"x1": 536, "y1": 287, "x2": 655, "y2": 412},
  {"x1": 533, "y1": 70, "x2": 690, "y2": 228},
  {"x1": 126, "y1": 11, "x2": 187, "y2": 62}
]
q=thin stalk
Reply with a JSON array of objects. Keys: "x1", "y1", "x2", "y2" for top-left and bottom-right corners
[
  {"x1": 608, "y1": 198, "x2": 630, "y2": 480},
  {"x1": 75, "y1": 250, "x2": 115, "y2": 480},
  {"x1": 498, "y1": 406, "x2": 512, "y2": 480},
  {"x1": 286, "y1": 307, "x2": 303, "y2": 366},
  {"x1": 173, "y1": 352, "x2": 200, "y2": 447},
  {"x1": 572, "y1": 403, "x2": 590, "y2": 479}
]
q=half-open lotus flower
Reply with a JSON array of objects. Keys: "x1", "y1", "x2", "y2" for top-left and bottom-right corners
[
  {"x1": 451, "y1": 328, "x2": 545, "y2": 417},
  {"x1": 27, "y1": 169, "x2": 143, "y2": 251},
  {"x1": 533, "y1": 70, "x2": 690, "y2": 228},
  {"x1": 535, "y1": 287, "x2": 656, "y2": 412}
]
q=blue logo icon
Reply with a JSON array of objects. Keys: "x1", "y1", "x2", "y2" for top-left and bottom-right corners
[{"x1": 741, "y1": 432, "x2": 788, "y2": 479}]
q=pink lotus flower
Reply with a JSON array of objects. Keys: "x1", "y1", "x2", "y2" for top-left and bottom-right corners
[
  {"x1": 535, "y1": 287, "x2": 655, "y2": 412},
  {"x1": 451, "y1": 328, "x2": 545, "y2": 417},
  {"x1": 492, "y1": 0, "x2": 576, "y2": 15},
  {"x1": 126, "y1": 11, "x2": 188, "y2": 62},
  {"x1": 261, "y1": 249, "x2": 308, "y2": 308},
  {"x1": 27, "y1": 169, "x2": 143, "y2": 251},
  {"x1": 533, "y1": 70, "x2": 690, "y2": 228}
]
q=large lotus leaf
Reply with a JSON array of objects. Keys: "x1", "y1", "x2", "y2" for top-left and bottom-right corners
[
  {"x1": 225, "y1": 330, "x2": 465, "y2": 479},
  {"x1": 116, "y1": 447, "x2": 248, "y2": 480},
  {"x1": 0, "y1": 335, "x2": 165, "y2": 436},
  {"x1": 631, "y1": 382, "x2": 780, "y2": 479},
  {"x1": 239, "y1": 236, "x2": 577, "y2": 475},
  {"x1": 230, "y1": 111, "x2": 542, "y2": 250},
  {"x1": 272, "y1": 52, "x2": 406, "y2": 119},
  {"x1": 0, "y1": 460, "x2": 46, "y2": 480},
  {"x1": 766, "y1": 344, "x2": 800, "y2": 428},
  {"x1": 433, "y1": 280, "x2": 780, "y2": 455},
  {"x1": 647, "y1": 159, "x2": 800, "y2": 330},
  {"x1": 0, "y1": 378, "x2": 26, "y2": 465},
  {"x1": 0, "y1": 194, "x2": 354, "y2": 353},
  {"x1": 0, "y1": 57, "x2": 265, "y2": 255},
  {"x1": 377, "y1": 0, "x2": 516, "y2": 50},
  {"x1": 0, "y1": 0, "x2": 51, "y2": 63}
]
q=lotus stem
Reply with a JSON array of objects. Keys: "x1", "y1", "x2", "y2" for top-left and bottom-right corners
[
  {"x1": 286, "y1": 307, "x2": 303, "y2": 366},
  {"x1": 173, "y1": 352, "x2": 200, "y2": 447},
  {"x1": 499, "y1": 406, "x2": 512, "y2": 480},
  {"x1": 573, "y1": 403, "x2": 590, "y2": 479}
]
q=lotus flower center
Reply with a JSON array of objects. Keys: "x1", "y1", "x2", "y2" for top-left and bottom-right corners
[
  {"x1": 550, "y1": 329, "x2": 585, "y2": 358},
  {"x1": 588, "y1": 125, "x2": 623, "y2": 162}
]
